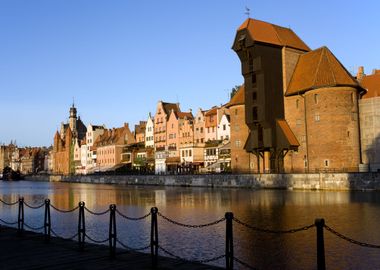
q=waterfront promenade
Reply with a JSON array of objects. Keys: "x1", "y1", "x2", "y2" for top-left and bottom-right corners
[{"x1": 0, "y1": 226, "x2": 221, "y2": 270}]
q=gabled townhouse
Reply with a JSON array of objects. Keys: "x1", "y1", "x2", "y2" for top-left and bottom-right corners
[
  {"x1": 85, "y1": 124, "x2": 106, "y2": 173},
  {"x1": 145, "y1": 113, "x2": 155, "y2": 149},
  {"x1": 154, "y1": 101, "x2": 181, "y2": 174},
  {"x1": 166, "y1": 109, "x2": 180, "y2": 173},
  {"x1": 135, "y1": 121, "x2": 146, "y2": 144},
  {"x1": 217, "y1": 113, "x2": 230, "y2": 141},
  {"x1": 94, "y1": 123, "x2": 135, "y2": 172},
  {"x1": 204, "y1": 107, "x2": 218, "y2": 142},
  {"x1": 177, "y1": 111, "x2": 195, "y2": 173},
  {"x1": 192, "y1": 108, "x2": 206, "y2": 171},
  {"x1": 73, "y1": 138, "x2": 83, "y2": 173}
]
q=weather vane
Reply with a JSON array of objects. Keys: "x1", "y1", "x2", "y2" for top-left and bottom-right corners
[{"x1": 245, "y1": 6, "x2": 250, "y2": 18}]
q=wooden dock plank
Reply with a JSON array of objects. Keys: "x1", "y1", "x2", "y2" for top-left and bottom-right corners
[{"x1": 0, "y1": 226, "x2": 223, "y2": 270}]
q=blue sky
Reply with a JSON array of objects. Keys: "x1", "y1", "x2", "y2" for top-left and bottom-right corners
[{"x1": 1, "y1": 0, "x2": 379, "y2": 147}]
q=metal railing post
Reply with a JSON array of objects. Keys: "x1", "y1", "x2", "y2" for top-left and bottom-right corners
[
  {"x1": 44, "y1": 199, "x2": 51, "y2": 242},
  {"x1": 225, "y1": 212, "x2": 234, "y2": 270},
  {"x1": 109, "y1": 204, "x2": 117, "y2": 258},
  {"x1": 78, "y1": 201, "x2": 86, "y2": 250},
  {"x1": 18, "y1": 197, "x2": 24, "y2": 235},
  {"x1": 150, "y1": 207, "x2": 158, "y2": 268},
  {"x1": 315, "y1": 218, "x2": 326, "y2": 270}
]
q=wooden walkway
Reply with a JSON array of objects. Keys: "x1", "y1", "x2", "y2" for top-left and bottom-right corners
[{"x1": 0, "y1": 226, "x2": 222, "y2": 270}]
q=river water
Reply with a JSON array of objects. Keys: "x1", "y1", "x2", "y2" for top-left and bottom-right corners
[{"x1": 1, "y1": 180, "x2": 380, "y2": 269}]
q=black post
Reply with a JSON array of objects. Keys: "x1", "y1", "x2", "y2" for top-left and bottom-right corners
[
  {"x1": 109, "y1": 204, "x2": 117, "y2": 258},
  {"x1": 225, "y1": 212, "x2": 234, "y2": 270},
  {"x1": 150, "y1": 207, "x2": 158, "y2": 268},
  {"x1": 315, "y1": 218, "x2": 326, "y2": 270},
  {"x1": 18, "y1": 197, "x2": 24, "y2": 235},
  {"x1": 78, "y1": 201, "x2": 85, "y2": 251},
  {"x1": 44, "y1": 199, "x2": 51, "y2": 242}
]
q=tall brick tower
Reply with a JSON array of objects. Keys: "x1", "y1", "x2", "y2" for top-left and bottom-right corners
[
  {"x1": 232, "y1": 18, "x2": 307, "y2": 172},
  {"x1": 69, "y1": 103, "x2": 77, "y2": 137}
]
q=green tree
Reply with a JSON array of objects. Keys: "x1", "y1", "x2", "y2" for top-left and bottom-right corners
[{"x1": 230, "y1": 85, "x2": 241, "y2": 99}]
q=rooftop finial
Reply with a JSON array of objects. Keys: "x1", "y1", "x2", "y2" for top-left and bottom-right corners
[
  {"x1": 245, "y1": 6, "x2": 250, "y2": 18},
  {"x1": 72, "y1": 97, "x2": 75, "y2": 108}
]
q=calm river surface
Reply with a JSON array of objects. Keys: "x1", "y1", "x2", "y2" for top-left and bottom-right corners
[{"x1": 1, "y1": 180, "x2": 380, "y2": 269}]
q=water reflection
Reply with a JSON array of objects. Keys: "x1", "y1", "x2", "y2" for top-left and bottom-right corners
[{"x1": 1, "y1": 181, "x2": 380, "y2": 269}]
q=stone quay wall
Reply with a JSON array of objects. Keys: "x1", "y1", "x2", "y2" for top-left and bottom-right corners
[{"x1": 26, "y1": 172, "x2": 380, "y2": 191}]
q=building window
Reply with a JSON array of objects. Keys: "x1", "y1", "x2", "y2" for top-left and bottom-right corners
[
  {"x1": 347, "y1": 131, "x2": 350, "y2": 138},
  {"x1": 235, "y1": 140, "x2": 241, "y2": 147},
  {"x1": 315, "y1": 114, "x2": 320, "y2": 122},
  {"x1": 248, "y1": 52, "x2": 253, "y2": 71},
  {"x1": 314, "y1": 94, "x2": 319, "y2": 104},
  {"x1": 324, "y1": 160, "x2": 329, "y2": 167},
  {"x1": 252, "y1": 73, "x2": 257, "y2": 84},
  {"x1": 252, "y1": 107, "x2": 258, "y2": 121},
  {"x1": 223, "y1": 124, "x2": 226, "y2": 131},
  {"x1": 258, "y1": 126, "x2": 263, "y2": 142},
  {"x1": 351, "y1": 92, "x2": 355, "y2": 104},
  {"x1": 296, "y1": 119, "x2": 302, "y2": 126},
  {"x1": 296, "y1": 99, "x2": 299, "y2": 109},
  {"x1": 189, "y1": 150, "x2": 192, "y2": 157},
  {"x1": 200, "y1": 127, "x2": 203, "y2": 133},
  {"x1": 252, "y1": 91, "x2": 257, "y2": 102},
  {"x1": 235, "y1": 109, "x2": 238, "y2": 115}
]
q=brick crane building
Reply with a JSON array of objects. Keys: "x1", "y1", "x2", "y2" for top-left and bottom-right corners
[{"x1": 232, "y1": 18, "x2": 364, "y2": 173}]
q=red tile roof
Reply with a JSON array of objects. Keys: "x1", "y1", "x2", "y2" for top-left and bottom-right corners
[
  {"x1": 286, "y1": 47, "x2": 360, "y2": 96},
  {"x1": 238, "y1": 18, "x2": 310, "y2": 52},
  {"x1": 162, "y1": 102, "x2": 180, "y2": 115},
  {"x1": 276, "y1": 120, "x2": 299, "y2": 148},
  {"x1": 177, "y1": 112, "x2": 193, "y2": 119},
  {"x1": 226, "y1": 85, "x2": 245, "y2": 107},
  {"x1": 361, "y1": 73, "x2": 380, "y2": 99}
]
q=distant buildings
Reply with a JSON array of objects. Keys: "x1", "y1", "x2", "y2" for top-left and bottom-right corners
[{"x1": 3, "y1": 17, "x2": 379, "y2": 176}]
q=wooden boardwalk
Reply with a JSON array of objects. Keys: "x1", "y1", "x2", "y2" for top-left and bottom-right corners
[{"x1": 0, "y1": 226, "x2": 223, "y2": 270}]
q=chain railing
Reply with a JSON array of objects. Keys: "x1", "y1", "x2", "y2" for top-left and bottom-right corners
[
  {"x1": 233, "y1": 216, "x2": 315, "y2": 234},
  {"x1": 2, "y1": 197, "x2": 380, "y2": 270}
]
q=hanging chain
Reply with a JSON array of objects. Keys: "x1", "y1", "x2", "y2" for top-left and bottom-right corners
[
  {"x1": 115, "y1": 209, "x2": 151, "y2": 221},
  {"x1": 158, "y1": 212, "x2": 225, "y2": 228},
  {"x1": 84, "y1": 206, "x2": 110, "y2": 216},
  {"x1": 324, "y1": 224, "x2": 380, "y2": 248},
  {"x1": 233, "y1": 217, "x2": 315, "y2": 234}
]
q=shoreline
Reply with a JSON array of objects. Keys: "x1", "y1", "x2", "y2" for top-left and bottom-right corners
[{"x1": 24, "y1": 172, "x2": 380, "y2": 191}]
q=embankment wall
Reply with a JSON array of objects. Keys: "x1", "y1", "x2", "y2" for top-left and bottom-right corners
[{"x1": 26, "y1": 173, "x2": 380, "y2": 191}]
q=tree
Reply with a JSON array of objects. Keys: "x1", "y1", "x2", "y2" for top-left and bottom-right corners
[{"x1": 230, "y1": 85, "x2": 241, "y2": 99}]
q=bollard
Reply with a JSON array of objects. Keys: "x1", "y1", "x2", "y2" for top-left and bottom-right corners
[
  {"x1": 109, "y1": 204, "x2": 117, "y2": 258},
  {"x1": 78, "y1": 201, "x2": 86, "y2": 251},
  {"x1": 225, "y1": 212, "x2": 234, "y2": 270},
  {"x1": 315, "y1": 218, "x2": 326, "y2": 270},
  {"x1": 18, "y1": 197, "x2": 24, "y2": 235},
  {"x1": 44, "y1": 199, "x2": 51, "y2": 242},
  {"x1": 150, "y1": 207, "x2": 158, "y2": 268}
]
